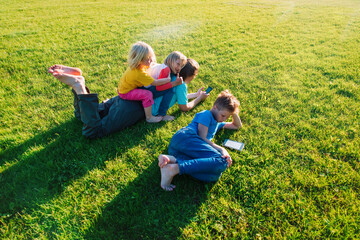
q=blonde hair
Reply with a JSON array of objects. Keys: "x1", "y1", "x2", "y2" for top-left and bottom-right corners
[
  {"x1": 164, "y1": 51, "x2": 187, "y2": 72},
  {"x1": 214, "y1": 90, "x2": 240, "y2": 113},
  {"x1": 127, "y1": 41, "x2": 155, "y2": 70}
]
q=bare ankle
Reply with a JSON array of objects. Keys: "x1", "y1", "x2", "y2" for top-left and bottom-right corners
[{"x1": 73, "y1": 84, "x2": 87, "y2": 95}]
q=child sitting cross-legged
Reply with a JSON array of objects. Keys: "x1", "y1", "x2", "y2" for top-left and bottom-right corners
[{"x1": 158, "y1": 90, "x2": 243, "y2": 191}]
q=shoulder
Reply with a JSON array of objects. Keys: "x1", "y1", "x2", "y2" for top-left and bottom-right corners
[
  {"x1": 138, "y1": 67, "x2": 151, "y2": 77},
  {"x1": 175, "y1": 82, "x2": 187, "y2": 91},
  {"x1": 150, "y1": 63, "x2": 167, "y2": 71},
  {"x1": 195, "y1": 110, "x2": 212, "y2": 119},
  {"x1": 122, "y1": 67, "x2": 135, "y2": 77}
]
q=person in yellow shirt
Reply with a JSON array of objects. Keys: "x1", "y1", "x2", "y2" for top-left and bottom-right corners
[{"x1": 118, "y1": 41, "x2": 183, "y2": 123}]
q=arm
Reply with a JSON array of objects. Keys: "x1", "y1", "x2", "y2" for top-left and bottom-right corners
[
  {"x1": 198, "y1": 123, "x2": 232, "y2": 167},
  {"x1": 223, "y1": 110, "x2": 242, "y2": 130},
  {"x1": 155, "y1": 67, "x2": 172, "y2": 91},
  {"x1": 151, "y1": 77, "x2": 171, "y2": 86},
  {"x1": 187, "y1": 93, "x2": 198, "y2": 99},
  {"x1": 156, "y1": 73, "x2": 183, "y2": 91},
  {"x1": 187, "y1": 87, "x2": 204, "y2": 99},
  {"x1": 178, "y1": 88, "x2": 209, "y2": 112}
]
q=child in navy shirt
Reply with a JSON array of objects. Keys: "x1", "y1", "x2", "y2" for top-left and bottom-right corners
[{"x1": 158, "y1": 90, "x2": 243, "y2": 191}]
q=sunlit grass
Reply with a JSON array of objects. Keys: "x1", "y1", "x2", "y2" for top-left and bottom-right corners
[{"x1": 1, "y1": 0, "x2": 359, "y2": 239}]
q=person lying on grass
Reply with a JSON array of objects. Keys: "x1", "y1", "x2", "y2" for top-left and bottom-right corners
[
  {"x1": 151, "y1": 58, "x2": 210, "y2": 116},
  {"x1": 158, "y1": 90, "x2": 243, "y2": 191},
  {"x1": 48, "y1": 64, "x2": 146, "y2": 139}
]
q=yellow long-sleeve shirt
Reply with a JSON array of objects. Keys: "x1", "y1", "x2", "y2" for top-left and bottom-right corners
[{"x1": 118, "y1": 67, "x2": 154, "y2": 94}]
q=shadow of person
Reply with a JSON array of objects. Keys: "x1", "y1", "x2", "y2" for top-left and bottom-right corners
[
  {"x1": 84, "y1": 159, "x2": 214, "y2": 239},
  {"x1": 0, "y1": 118, "x2": 165, "y2": 215}
]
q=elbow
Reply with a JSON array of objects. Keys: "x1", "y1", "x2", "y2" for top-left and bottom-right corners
[
  {"x1": 182, "y1": 107, "x2": 192, "y2": 112},
  {"x1": 179, "y1": 105, "x2": 191, "y2": 112},
  {"x1": 233, "y1": 123, "x2": 242, "y2": 130}
]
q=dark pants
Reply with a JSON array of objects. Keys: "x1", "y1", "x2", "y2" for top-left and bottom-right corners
[
  {"x1": 72, "y1": 89, "x2": 145, "y2": 139},
  {"x1": 139, "y1": 86, "x2": 174, "y2": 116}
]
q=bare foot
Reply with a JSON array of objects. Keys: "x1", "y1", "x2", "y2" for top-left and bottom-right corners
[
  {"x1": 52, "y1": 72, "x2": 87, "y2": 94},
  {"x1": 160, "y1": 164, "x2": 179, "y2": 191},
  {"x1": 48, "y1": 64, "x2": 82, "y2": 76},
  {"x1": 146, "y1": 116, "x2": 163, "y2": 123},
  {"x1": 158, "y1": 154, "x2": 176, "y2": 168},
  {"x1": 161, "y1": 115, "x2": 175, "y2": 121}
]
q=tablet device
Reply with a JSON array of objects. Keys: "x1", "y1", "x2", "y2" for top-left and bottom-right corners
[
  {"x1": 223, "y1": 139, "x2": 245, "y2": 151},
  {"x1": 205, "y1": 86, "x2": 213, "y2": 94}
]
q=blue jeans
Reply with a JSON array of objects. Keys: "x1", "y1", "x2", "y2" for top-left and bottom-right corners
[
  {"x1": 168, "y1": 127, "x2": 228, "y2": 182},
  {"x1": 139, "y1": 86, "x2": 174, "y2": 116}
]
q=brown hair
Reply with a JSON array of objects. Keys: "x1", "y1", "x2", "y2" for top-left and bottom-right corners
[
  {"x1": 179, "y1": 59, "x2": 199, "y2": 80},
  {"x1": 214, "y1": 90, "x2": 240, "y2": 113}
]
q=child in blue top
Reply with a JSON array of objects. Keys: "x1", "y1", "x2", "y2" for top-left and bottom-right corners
[
  {"x1": 152, "y1": 59, "x2": 209, "y2": 115},
  {"x1": 158, "y1": 90, "x2": 243, "y2": 191}
]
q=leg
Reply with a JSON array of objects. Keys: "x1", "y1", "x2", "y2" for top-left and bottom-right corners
[
  {"x1": 72, "y1": 86, "x2": 90, "y2": 121},
  {"x1": 160, "y1": 162, "x2": 179, "y2": 191},
  {"x1": 72, "y1": 89, "x2": 82, "y2": 121},
  {"x1": 100, "y1": 96, "x2": 145, "y2": 136},
  {"x1": 51, "y1": 72, "x2": 87, "y2": 95},
  {"x1": 176, "y1": 157, "x2": 227, "y2": 182},
  {"x1": 119, "y1": 89, "x2": 162, "y2": 123},
  {"x1": 168, "y1": 128, "x2": 228, "y2": 182},
  {"x1": 144, "y1": 107, "x2": 162, "y2": 123},
  {"x1": 78, "y1": 95, "x2": 145, "y2": 139},
  {"x1": 158, "y1": 154, "x2": 177, "y2": 168},
  {"x1": 146, "y1": 86, "x2": 175, "y2": 121},
  {"x1": 48, "y1": 64, "x2": 82, "y2": 76},
  {"x1": 156, "y1": 89, "x2": 175, "y2": 120},
  {"x1": 77, "y1": 93, "x2": 104, "y2": 138}
]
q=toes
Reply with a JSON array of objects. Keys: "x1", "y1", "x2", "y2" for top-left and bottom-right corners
[
  {"x1": 161, "y1": 115, "x2": 175, "y2": 121},
  {"x1": 159, "y1": 159, "x2": 170, "y2": 168},
  {"x1": 161, "y1": 185, "x2": 175, "y2": 191}
]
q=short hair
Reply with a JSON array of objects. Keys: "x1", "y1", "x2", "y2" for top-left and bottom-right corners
[
  {"x1": 179, "y1": 58, "x2": 199, "y2": 80},
  {"x1": 164, "y1": 51, "x2": 187, "y2": 72},
  {"x1": 214, "y1": 90, "x2": 240, "y2": 113},
  {"x1": 128, "y1": 41, "x2": 155, "y2": 69}
]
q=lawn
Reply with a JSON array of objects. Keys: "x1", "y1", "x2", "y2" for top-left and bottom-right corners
[{"x1": 1, "y1": 0, "x2": 360, "y2": 239}]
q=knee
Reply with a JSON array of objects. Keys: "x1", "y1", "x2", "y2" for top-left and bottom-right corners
[
  {"x1": 145, "y1": 90, "x2": 153, "y2": 99},
  {"x1": 145, "y1": 91, "x2": 154, "y2": 103},
  {"x1": 214, "y1": 157, "x2": 228, "y2": 173}
]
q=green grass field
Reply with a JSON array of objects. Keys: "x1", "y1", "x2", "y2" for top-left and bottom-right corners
[{"x1": 1, "y1": 0, "x2": 360, "y2": 239}]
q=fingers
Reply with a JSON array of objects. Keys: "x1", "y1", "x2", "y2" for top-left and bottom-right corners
[{"x1": 226, "y1": 156, "x2": 232, "y2": 167}]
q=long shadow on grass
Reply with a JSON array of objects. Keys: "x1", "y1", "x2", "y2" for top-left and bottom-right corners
[
  {"x1": 84, "y1": 160, "x2": 213, "y2": 239},
  {"x1": 0, "y1": 118, "x2": 163, "y2": 215}
]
